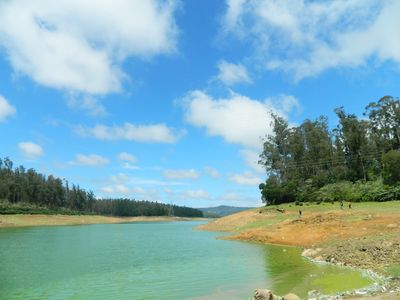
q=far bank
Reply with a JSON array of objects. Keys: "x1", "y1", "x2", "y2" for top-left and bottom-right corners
[{"x1": 0, "y1": 214, "x2": 207, "y2": 228}]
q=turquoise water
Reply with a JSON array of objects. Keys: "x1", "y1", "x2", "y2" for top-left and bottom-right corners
[{"x1": 0, "y1": 221, "x2": 371, "y2": 299}]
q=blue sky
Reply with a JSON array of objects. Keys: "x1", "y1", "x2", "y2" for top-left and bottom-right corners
[{"x1": 1, "y1": 0, "x2": 400, "y2": 208}]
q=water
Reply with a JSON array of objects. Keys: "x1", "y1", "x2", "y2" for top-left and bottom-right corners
[{"x1": 0, "y1": 221, "x2": 371, "y2": 299}]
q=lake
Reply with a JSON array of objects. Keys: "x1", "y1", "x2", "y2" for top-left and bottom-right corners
[{"x1": 0, "y1": 221, "x2": 371, "y2": 299}]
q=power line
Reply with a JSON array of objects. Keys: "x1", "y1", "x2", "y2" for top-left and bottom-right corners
[{"x1": 264, "y1": 150, "x2": 384, "y2": 170}]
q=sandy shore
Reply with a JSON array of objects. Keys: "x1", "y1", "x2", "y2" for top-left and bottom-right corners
[{"x1": 0, "y1": 214, "x2": 207, "y2": 228}]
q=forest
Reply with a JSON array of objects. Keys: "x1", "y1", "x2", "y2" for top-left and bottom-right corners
[
  {"x1": 0, "y1": 158, "x2": 203, "y2": 217},
  {"x1": 259, "y1": 96, "x2": 400, "y2": 205}
]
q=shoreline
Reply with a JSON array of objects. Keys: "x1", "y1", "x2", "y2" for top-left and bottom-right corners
[
  {"x1": 198, "y1": 203, "x2": 400, "y2": 299},
  {"x1": 0, "y1": 214, "x2": 208, "y2": 229}
]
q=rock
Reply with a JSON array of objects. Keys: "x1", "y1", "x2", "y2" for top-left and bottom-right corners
[
  {"x1": 314, "y1": 256, "x2": 324, "y2": 261},
  {"x1": 282, "y1": 293, "x2": 301, "y2": 300},
  {"x1": 253, "y1": 289, "x2": 277, "y2": 300},
  {"x1": 302, "y1": 248, "x2": 321, "y2": 257},
  {"x1": 387, "y1": 223, "x2": 398, "y2": 229}
]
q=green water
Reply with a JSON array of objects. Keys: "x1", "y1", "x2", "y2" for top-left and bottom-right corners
[{"x1": 0, "y1": 221, "x2": 371, "y2": 299}]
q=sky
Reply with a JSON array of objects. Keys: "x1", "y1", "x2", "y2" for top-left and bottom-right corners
[{"x1": 1, "y1": 0, "x2": 400, "y2": 208}]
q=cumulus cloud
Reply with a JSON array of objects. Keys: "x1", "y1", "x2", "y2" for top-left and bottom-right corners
[
  {"x1": 0, "y1": 0, "x2": 178, "y2": 95},
  {"x1": 222, "y1": 0, "x2": 400, "y2": 80},
  {"x1": 165, "y1": 188, "x2": 210, "y2": 200},
  {"x1": 130, "y1": 178, "x2": 184, "y2": 186},
  {"x1": 18, "y1": 141, "x2": 44, "y2": 159},
  {"x1": 229, "y1": 171, "x2": 262, "y2": 186},
  {"x1": 75, "y1": 154, "x2": 109, "y2": 166},
  {"x1": 204, "y1": 166, "x2": 220, "y2": 178},
  {"x1": 110, "y1": 173, "x2": 129, "y2": 184},
  {"x1": 132, "y1": 187, "x2": 161, "y2": 201},
  {"x1": 0, "y1": 95, "x2": 16, "y2": 122},
  {"x1": 118, "y1": 152, "x2": 137, "y2": 163},
  {"x1": 100, "y1": 184, "x2": 130, "y2": 195},
  {"x1": 66, "y1": 94, "x2": 108, "y2": 117},
  {"x1": 182, "y1": 90, "x2": 299, "y2": 148},
  {"x1": 163, "y1": 169, "x2": 199, "y2": 180},
  {"x1": 76, "y1": 123, "x2": 185, "y2": 144},
  {"x1": 239, "y1": 149, "x2": 265, "y2": 173},
  {"x1": 117, "y1": 152, "x2": 139, "y2": 169},
  {"x1": 217, "y1": 60, "x2": 251, "y2": 85}
]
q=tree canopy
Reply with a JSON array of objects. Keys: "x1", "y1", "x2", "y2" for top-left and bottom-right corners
[
  {"x1": 0, "y1": 158, "x2": 203, "y2": 218},
  {"x1": 259, "y1": 96, "x2": 400, "y2": 205}
]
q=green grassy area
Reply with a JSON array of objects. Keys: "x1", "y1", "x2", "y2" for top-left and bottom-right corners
[
  {"x1": 386, "y1": 264, "x2": 400, "y2": 277},
  {"x1": 270, "y1": 200, "x2": 400, "y2": 213},
  {"x1": 237, "y1": 214, "x2": 296, "y2": 232}
]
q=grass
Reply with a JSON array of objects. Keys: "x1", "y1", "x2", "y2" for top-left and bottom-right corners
[
  {"x1": 272, "y1": 200, "x2": 400, "y2": 213},
  {"x1": 237, "y1": 214, "x2": 296, "y2": 232},
  {"x1": 386, "y1": 264, "x2": 400, "y2": 277}
]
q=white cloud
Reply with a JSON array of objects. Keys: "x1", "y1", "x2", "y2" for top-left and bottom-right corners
[
  {"x1": 222, "y1": 0, "x2": 400, "y2": 80},
  {"x1": 204, "y1": 166, "x2": 220, "y2": 178},
  {"x1": 182, "y1": 90, "x2": 299, "y2": 148},
  {"x1": 101, "y1": 184, "x2": 129, "y2": 195},
  {"x1": 217, "y1": 60, "x2": 251, "y2": 85},
  {"x1": 100, "y1": 184, "x2": 130, "y2": 196},
  {"x1": 110, "y1": 173, "x2": 129, "y2": 184},
  {"x1": 122, "y1": 163, "x2": 141, "y2": 170},
  {"x1": 77, "y1": 123, "x2": 185, "y2": 144},
  {"x1": 220, "y1": 190, "x2": 240, "y2": 201},
  {"x1": 114, "y1": 184, "x2": 130, "y2": 195},
  {"x1": 130, "y1": 178, "x2": 184, "y2": 186},
  {"x1": 163, "y1": 169, "x2": 200, "y2": 180},
  {"x1": 133, "y1": 187, "x2": 145, "y2": 194},
  {"x1": 229, "y1": 171, "x2": 262, "y2": 186},
  {"x1": 118, "y1": 152, "x2": 137, "y2": 163},
  {"x1": 18, "y1": 141, "x2": 44, "y2": 159},
  {"x1": 239, "y1": 149, "x2": 264, "y2": 173},
  {"x1": 66, "y1": 94, "x2": 108, "y2": 117},
  {"x1": 100, "y1": 186, "x2": 114, "y2": 194},
  {"x1": 0, "y1": 0, "x2": 178, "y2": 95},
  {"x1": 75, "y1": 154, "x2": 109, "y2": 166},
  {"x1": 132, "y1": 188, "x2": 160, "y2": 201},
  {"x1": 0, "y1": 95, "x2": 16, "y2": 122},
  {"x1": 165, "y1": 189, "x2": 210, "y2": 200}
]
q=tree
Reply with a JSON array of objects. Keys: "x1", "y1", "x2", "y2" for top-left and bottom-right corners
[
  {"x1": 365, "y1": 96, "x2": 400, "y2": 152},
  {"x1": 382, "y1": 150, "x2": 400, "y2": 185},
  {"x1": 334, "y1": 107, "x2": 372, "y2": 181}
]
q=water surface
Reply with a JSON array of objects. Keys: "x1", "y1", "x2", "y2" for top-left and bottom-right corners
[{"x1": 0, "y1": 221, "x2": 371, "y2": 299}]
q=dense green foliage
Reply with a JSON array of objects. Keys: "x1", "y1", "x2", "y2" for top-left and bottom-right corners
[
  {"x1": 0, "y1": 158, "x2": 203, "y2": 217},
  {"x1": 259, "y1": 96, "x2": 400, "y2": 205}
]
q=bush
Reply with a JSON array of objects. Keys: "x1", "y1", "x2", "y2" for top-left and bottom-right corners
[{"x1": 311, "y1": 180, "x2": 399, "y2": 203}]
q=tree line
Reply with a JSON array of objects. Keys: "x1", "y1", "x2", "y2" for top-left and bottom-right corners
[
  {"x1": 0, "y1": 158, "x2": 203, "y2": 217},
  {"x1": 259, "y1": 96, "x2": 400, "y2": 205}
]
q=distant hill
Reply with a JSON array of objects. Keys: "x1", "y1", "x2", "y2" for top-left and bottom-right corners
[{"x1": 198, "y1": 205, "x2": 253, "y2": 218}]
